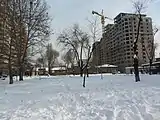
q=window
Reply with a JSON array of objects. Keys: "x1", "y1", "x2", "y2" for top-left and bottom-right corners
[
  {"x1": 125, "y1": 30, "x2": 129, "y2": 32},
  {"x1": 126, "y1": 41, "x2": 129, "y2": 44},
  {"x1": 125, "y1": 26, "x2": 129, "y2": 28},
  {"x1": 125, "y1": 22, "x2": 128, "y2": 25}
]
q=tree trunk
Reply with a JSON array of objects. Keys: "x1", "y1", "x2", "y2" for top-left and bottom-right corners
[
  {"x1": 133, "y1": 14, "x2": 141, "y2": 82},
  {"x1": 149, "y1": 59, "x2": 152, "y2": 75},
  {"x1": 134, "y1": 58, "x2": 140, "y2": 82},
  {"x1": 30, "y1": 68, "x2": 33, "y2": 77},
  {"x1": 43, "y1": 63, "x2": 45, "y2": 75},
  {"x1": 8, "y1": 61, "x2": 13, "y2": 84},
  {"x1": 86, "y1": 68, "x2": 89, "y2": 77},
  {"x1": 19, "y1": 65, "x2": 23, "y2": 81},
  {"x1": 8, "y1": 33, "x2": 13, "y2": 84},
  {"x1": 8, "y1": 44, "x2": 13, "y2": 84},
  {"x1": 48, "y1": 65, "x2": 51, "y2": 75},
  {"x1": 35, "y1": 67, "x2": 37, "y2": 75},
  {"x1": 78, "y1": 61, "x2": 83, "y2": 77},
  {"x1": 83, "y1": 72, "x2": 86, "y2": 87},
  {"x1": 80, "y1": 68, "x2": 83, "y2": 77},
  {"x1": 72, "y1": 65, "x2": 75, "y2": 76}
]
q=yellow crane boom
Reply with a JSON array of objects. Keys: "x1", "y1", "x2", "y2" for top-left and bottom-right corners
[{"x1": 92, "y1": 10, "x2": 113, "y2": 35}]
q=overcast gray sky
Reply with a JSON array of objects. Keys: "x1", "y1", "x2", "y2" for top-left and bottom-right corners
[{"x1": 46, "y1": 0, "x2": 160, "y2": 57}]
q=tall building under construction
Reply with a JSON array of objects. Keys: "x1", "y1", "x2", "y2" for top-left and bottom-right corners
[{"x1": 92, "y1": 13, "x2": 154, "y2": 72}]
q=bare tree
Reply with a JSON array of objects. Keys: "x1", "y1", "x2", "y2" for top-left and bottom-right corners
[
  {"x1": 57, "y1": 24, "x2": 89, "y2": 77},
  {"x1": 37, "y1": 46, "x2": 46, "y2": 68},
  {"x1": 58, "y1": 19, "x2": 101, "y2": 87},
  {"x1": 132, "y1": 0, "x2": 156, "y2": 81},
  {"x1": 36, "y1": 54, "x2": 46, "y2": 75},
  {"x1": 37, "y1": 57, "x2": 45, "y2": 68},
  {"x1": 62, "y1": 49, "x2": 75, "y2": 74},
  {"x1": 0, "y1": 0, "x2": 51, "y2": 83},
  {"x1": 132, "y1": 0, "x2": 147, "y2": 82},
  {"x1": 0, "y1": 0, "x2": 21, "y2": 84},
  {"x1": 7, "y1": 0, "x2": 18, "y2": 84},
  {"x1": 0, "y1": 0, "x2": 10, "y2": 81},
  {"x1": 46, "y1": 43, "x2": 59, "y2": 75},
  {"x1": 15, "y1": 0, "x2": 51, "y2": 81},
  {"x1": 82, "y1": 18, "x2": 102, "y2": 87}
]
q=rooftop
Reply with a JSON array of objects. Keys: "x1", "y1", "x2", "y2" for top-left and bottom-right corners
[{"x1": 114, "y1": 12, "x2": 146, "y2": 21}]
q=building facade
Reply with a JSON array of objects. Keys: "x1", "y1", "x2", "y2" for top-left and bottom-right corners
[
  {"x1": 92, "y1": 13, "x2": 154, "y2": 72},
  {"x1": 91, "y1": 41, "x2": 101, "y2": 66},
  {"x1": 0, "y1": 0, "x2": 27, "y2": 73}
]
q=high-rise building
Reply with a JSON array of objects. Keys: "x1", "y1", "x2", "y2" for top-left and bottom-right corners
[
  {"x1": 92, "y1": 13, "x2": 154, "y2": 72},
  {"x1": 0, "y1": 0, "x2": 27, "y2": 73}
]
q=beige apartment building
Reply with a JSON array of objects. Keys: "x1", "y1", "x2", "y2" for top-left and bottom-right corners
[{"x1": 92, "y1": 13, "x2": 154, "y2": 72}]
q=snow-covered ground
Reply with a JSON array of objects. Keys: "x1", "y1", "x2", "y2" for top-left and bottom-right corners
[{"x1": 0, "y1": 74, "x2": 160, "y2": 120}]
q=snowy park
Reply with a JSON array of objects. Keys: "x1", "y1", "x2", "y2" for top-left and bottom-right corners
[{"x1": 0, "y1": 74, "x2": 160, "y2": 120}]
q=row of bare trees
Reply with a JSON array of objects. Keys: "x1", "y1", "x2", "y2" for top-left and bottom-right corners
[{"x1": 0, "y1": 0, "x2": 51, "y2": 84}]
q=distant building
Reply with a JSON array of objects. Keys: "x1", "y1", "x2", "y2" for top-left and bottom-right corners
[
  {"x1": 92, "y1": 13, "x2": 154, "y2": 72},
  {"x1": 91, "y1": 41, "x2": 101, "y2": 66}
]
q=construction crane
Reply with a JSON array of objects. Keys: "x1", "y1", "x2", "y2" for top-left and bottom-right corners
[{"x1": 92, "y1": 9, "x2": 113, "y2": 35}]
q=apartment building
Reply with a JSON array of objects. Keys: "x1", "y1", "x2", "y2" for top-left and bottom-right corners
[
  {"x1": 0, "y1": 0, "x2": 11, "y2": 71},
  {"x1": 0, "y1": 0, "x2": 27, "y2": 73},
  {"x1": 92, "y1": 13, "x2": 154, "y2": 72}
]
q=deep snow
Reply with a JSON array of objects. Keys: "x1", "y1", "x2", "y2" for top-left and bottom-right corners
[{"x1": 0, "y1": 74, "x2": 160, "y2": 120}]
